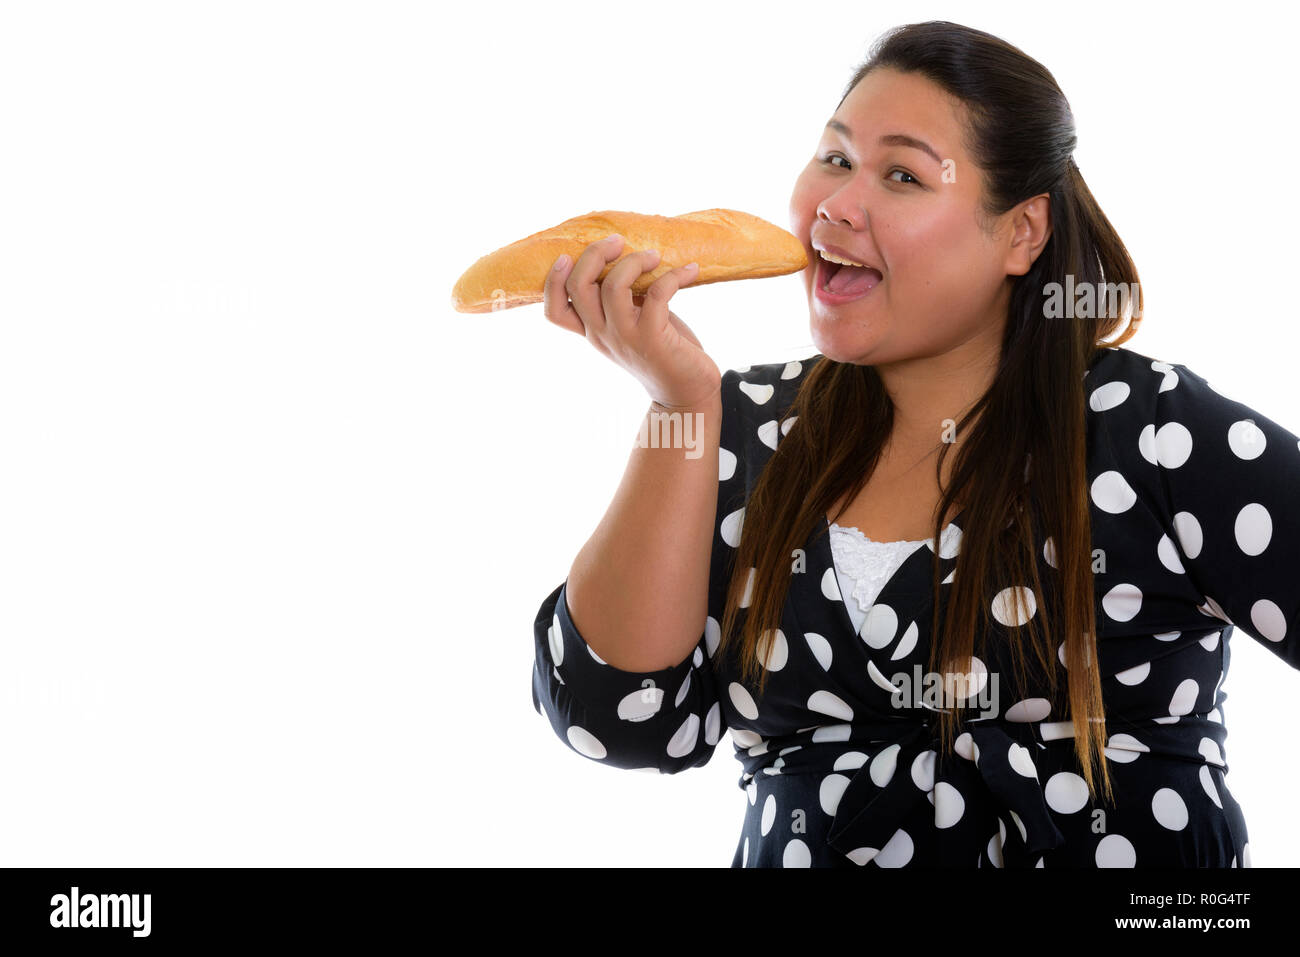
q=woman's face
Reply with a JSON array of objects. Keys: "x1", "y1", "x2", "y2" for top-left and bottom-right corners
[{"x1": 789, "y1": 67, "x2": 1026, "y2": 366}]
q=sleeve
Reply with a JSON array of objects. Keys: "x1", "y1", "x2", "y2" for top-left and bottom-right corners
[
  {"x1": 529, "y1": 369, "x2": 745, "y2": 773},
  {"x1": 1151, "y1": 360, "x2": 1300, "y2": 668}
]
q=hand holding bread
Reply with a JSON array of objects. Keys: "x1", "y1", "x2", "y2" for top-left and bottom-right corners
[{"x1": 451, "y1": 208, "x2": 806, "y2": 410}]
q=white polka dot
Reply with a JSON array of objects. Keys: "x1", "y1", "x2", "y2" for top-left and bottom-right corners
[
  {"x1": 937, "y1": 524, "x2": 962, "y2": 559},
  {"x1": 1250, "y1": 599, "x2": 1287, "y2": 642},
  {"x1": 1155, "y1": 421, "x2": 1193, "y2": 469},
  {"x1": 757, "y1": 628, "x2": 788, "y2": 671},
  {"x1": 820, "y1": 566, "x2": 842, "y2": 601},
  {"x1": 720, "y1": 507, "x2": 745, "y2": 547},
  {"x1": 675, "y1": 672, "x2": 692, "y2": 708},
  {"x1": 738, "y1": 381, "x2": 774, "y2": 405},
  {"x1": 666, "y1": 714, "x2": 700, "y2": 757},
  {"x1": 845, "y1": 846, "x2": 878, "y2": 866},
  {"x1": 757, "y1": 420, "x2": 780, "y2": 450},
  {"x1": 1114, "y1": 661, "x2": 1150, "y2": 686},
  {"x1": 954, "y1": 732, "x2": 979, "y2": 762},
  {"x1": 1045, "y1": 771, "x2": 1090, "y2": 813},
  {"x1": 1228, "y1": 419, "x2": 1266, "y2": 460},
  {"x1": 1004, "y1": 697, "x2": 1052, "y2": 722},
  {"x1": 1104, "y1": 732, "x2": 1149, "y2": 763},
  {"x1": 934, "y1": 782, "x2": 965, "y2": 828},
  {"x1": 1102, "y1": 582, "x2": 1143, "y2": 622},
  {"x1": 1091, "y1": 470, "x2": 1137, "y2": 513},
  {"x1": 746, "y1": 779, "x2": 757, "y2": 805},
  {"x1": 987, "y1": 831, "x2": 1004, "y2": 868},
  {"x1": 1138, "y1": 423, "x2": 1158, "y2": 465},
  {"x1": 742, "y1": 835, "x2": 749, "y2": 866},
  {"x1": 718, "y1": 446, "x2": 737, "y2": 481},
  {"x1": 617, "y1": 686, "x2": 662, "y2": 722},
  {"x1": 705, "y1": 702, "x2": 721, "y2": 745},
  {"x1": 867, "y1": 659, "x2": 899, "y2": 694},
  {"x1": 731, "y1": 728, "x2": 762, "y2": 748},
  {"x1": 911, "y1": 749, "x2": 937, "y2": 792},
  {"x1": 548, "y1": 616, "x2": 564, "y2": 666},
  {"x1": 1044, "y1": 536, "x2": 1058, "y2": 568},
  {"x1": 1154, "y1": 630, "x2": 1182, "y2": 641},
  {"x1": 760, "y1": 793, "x2": 776, "y2": 835},
  {"x1": 1157, "y1": 534, "x2": 1185, "y2": 574},
  {"x1": 808, "y1": 689, "x2": 853, "y2": 721},
  {"x1": 1008, "y1": 742, "x2": 1038, "y2": 778},
  {"x1": 875, "y1": 828, "x2": 914, "y2": 867},
  {"x1": 783, "y1": 838, "x2": 811, "y2": 867},
  {"x1": 991, "y1": 586, "x2": 1037, "y2": 626},
  {"x1": 1169, "y1": 678, "x2": 1199, "y2": 716},
  {"x1": 1198, "y1": 737, "x2": 1224, "y2": 766},
  {"x1": 1172, "y1": 512, "x2": 1203, "y2": 559},
  {"x1": 834, "y1": 751, "x2": 868, "y2": 771},
  {"x1": 704, "y1": 616, "x2": 721, "y2": 658},
  {"x1": 781, "y1": 416, "x2": 797, "y2": 436},
  {"x1": 1198, "y1": 630, "x2": 1220, "y2": 651},
  {"x1": 1089, "y1": 380, "x2": 1130, "y2": 411},
  {"x1": 860, "y1": 603, "x2": 899, "y2": 648},
  {"x1": 729, "y1": 682, "x2": 759, "y2": 720},
  {"x1": 1243, "y1": 842, "x2": 1251, "y2": 867},
  {"x1": 1095, "y1": 833, "x2": 1136, "y2": 867},
  {"x1": 1151, "y1": 788, "x2": 1188, "y2": 830},
  {"x1": 942, "y1": 656, "x2": 988, "y2": 701},
  {"x1": 804, "y1": 632, "x2": 833, "y2": 670},
  {"x1": 891, "y1": 621, "x2": 919, "y2": 661},
  {"x1": 870, "y1": 743, "x2": 900, "y2": 787},
  {"x1": 1200, "y1": 764, "x2": 1223, "y2": 808},
  {"x1": 819, "y1": 774, "x2": 851, "y2": 815},
  {"x1": 567, "y1": 725, "x2": 607, "y2": 759},
  {"x1": 1234, "y1": 502, "x2": 1272, "y2": 556},
  {"x1": 812, "y1": 723, "x2": 851, "y2": 742},
  {"x1": 781, "y1": 360, "x2": 802, "y2": 380}
]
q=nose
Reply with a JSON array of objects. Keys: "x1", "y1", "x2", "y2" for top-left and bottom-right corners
[{"x1": 817, "y1": 186, "x2": 868, "y2": 231}]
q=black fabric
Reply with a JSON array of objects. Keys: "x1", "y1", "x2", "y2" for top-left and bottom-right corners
[{"x1": 531, "y1": 346, "x2": 1298, "y2": 867}]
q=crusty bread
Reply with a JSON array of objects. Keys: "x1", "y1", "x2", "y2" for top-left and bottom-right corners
[{"x1": 450, "y1": 208, "x2": 808, "y2": 313}]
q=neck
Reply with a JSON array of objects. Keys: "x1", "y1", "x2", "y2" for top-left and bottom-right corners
[{"x1": 875, "y1": 334, "x2": 1002, "y2": 452}]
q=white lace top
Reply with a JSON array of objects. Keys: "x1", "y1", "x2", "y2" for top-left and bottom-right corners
[{"x1": 828, "y1": 522, "x2": 958, "y2": 635}]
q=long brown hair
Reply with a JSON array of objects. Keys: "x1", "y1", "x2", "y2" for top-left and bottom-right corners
[{"x1": 715, "y1": 21, "x2": 1141, "y2": 804}]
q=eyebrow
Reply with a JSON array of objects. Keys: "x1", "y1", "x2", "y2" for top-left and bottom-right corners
[{"x1": 824, "y1": 119, "x2": 942, "y2": 165}]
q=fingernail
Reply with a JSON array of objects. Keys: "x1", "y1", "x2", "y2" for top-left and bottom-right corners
[
  {"x1": 554, "y1": 254, "x2": 569, "y2": 271},
  {"x1": 606, "y1": 234, "x2": 622, "y2": 243},
  {"x1": 684, "y1": 262, "x2": 698, "y2": 272}
]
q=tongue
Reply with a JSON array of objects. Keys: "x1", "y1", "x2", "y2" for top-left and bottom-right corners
[{"x1": 827, "y1": 263, "x2": 882, "y2": 297}]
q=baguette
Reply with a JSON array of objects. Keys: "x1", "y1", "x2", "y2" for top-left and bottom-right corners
[{"x1": 450, "y1": 208, "x2": 807, "y2": 313}]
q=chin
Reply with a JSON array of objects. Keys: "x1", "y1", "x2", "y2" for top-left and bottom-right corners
[{"x1": 809, "y1": 309, "x2": 882, "y2": 361}]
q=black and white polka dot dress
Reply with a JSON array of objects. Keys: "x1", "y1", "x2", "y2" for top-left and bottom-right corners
[{"x1": 531, "y1": 346, "x2": 1298, "y2": 867}]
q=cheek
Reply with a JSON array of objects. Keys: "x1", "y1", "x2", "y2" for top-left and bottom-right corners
[{"x1": 788, "y1": 175, "x2": 818, "y2": 224}]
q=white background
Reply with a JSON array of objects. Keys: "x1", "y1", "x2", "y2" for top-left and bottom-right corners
[{"x1": 2, "y1": 1, "x2": 1297, "y2": 867}]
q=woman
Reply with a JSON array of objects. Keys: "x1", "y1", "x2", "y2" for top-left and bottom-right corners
[{"x1": 529, "y1": 20, "x2": 1298, "y2": 867}]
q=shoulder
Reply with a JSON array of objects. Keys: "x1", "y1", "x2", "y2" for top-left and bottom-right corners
[
  {"x1": 1084, "y1": 345, "x2": 1293, "y2": 443},
  {"x1": 721, "y1": 353, "x2": 824, "y2": 447}
]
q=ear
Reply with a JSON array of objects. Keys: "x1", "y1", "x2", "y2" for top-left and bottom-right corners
[{"x1": 1003, "y1": 193, "x2": 1052, "y2": 277}]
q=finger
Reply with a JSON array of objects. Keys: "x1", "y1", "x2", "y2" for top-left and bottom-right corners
[
  {"x1": 635, "y1": 262, "x2": 698, "y2": 338},
  {"x1": 603, "y1": 248, "x2": 662, "y2": 339},
  {"x1": 542, "y1": 254, "x2": 583, "y2": 335},
  {"x1": 566, "y1": 233, "x2": 625, "y2": 336}
]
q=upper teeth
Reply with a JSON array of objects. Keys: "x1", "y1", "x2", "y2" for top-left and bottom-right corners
[{"x1": 819, "y1": 250, "x2": 868, "y2": 268}]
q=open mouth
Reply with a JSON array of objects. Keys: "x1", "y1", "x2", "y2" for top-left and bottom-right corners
[{"x1": 816, "y1": 253, "x2": 883, "y2": 300}]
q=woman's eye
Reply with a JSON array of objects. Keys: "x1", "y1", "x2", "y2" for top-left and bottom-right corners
[{"x1": 818, "y1": 155, "x2": 921, "y2": 186}]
